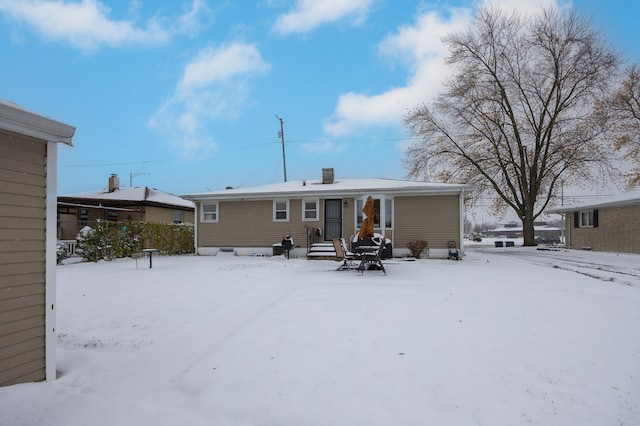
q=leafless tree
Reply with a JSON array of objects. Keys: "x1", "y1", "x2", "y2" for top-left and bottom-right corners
[
  {"x1": 404, "y1": 6, "x2": 620, "y2": 245},
  {"x1": 607, "y1": 65, "x2": 640, "y2": 188}
]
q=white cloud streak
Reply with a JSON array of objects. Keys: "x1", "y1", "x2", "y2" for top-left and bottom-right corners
[
  {"x1": 323, "y1": 0, "x2": 564, "y2": 137},
  {"x1": 0, "y1": 0, "x2": 209, "y2": 51},
  {"x1": 274, "y1": 0, "x2": 375, "y2": 35},
  {"x1": 149, "y1": 43, "x2": 271, "y2": 157}
]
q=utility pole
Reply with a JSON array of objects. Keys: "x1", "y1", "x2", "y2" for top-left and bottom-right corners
[{"x1": 276, "y1": 114, "x2": 287, "y2": 182}]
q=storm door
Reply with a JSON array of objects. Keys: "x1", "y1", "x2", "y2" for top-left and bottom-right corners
[{"x1": 324, "y1": 199, "x2": 342, "y2": 240}]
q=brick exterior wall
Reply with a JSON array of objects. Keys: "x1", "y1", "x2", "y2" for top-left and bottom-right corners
[{"x1": 565, "y1": 204, "x2": 640, "y2": 253}]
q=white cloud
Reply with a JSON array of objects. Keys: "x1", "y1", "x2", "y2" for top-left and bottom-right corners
[
  {"x1": 150, "y1": 43, "x2": 271, "y2": 157},
  {"x1": 274, "y1": 0, "x2": 375, "y2": 35},
  {"x1": 0, "y1": 0, "x2": 209, "y2": 51},
  {"x1": 178, "y1": 44, "x2": 270, "y2": 92},
  {"x1": 324, "y1": 6, "x2": 471, "y2": 136},
  {"x1": 323, "y1": 0, "x2": 564, "y2": 137}
]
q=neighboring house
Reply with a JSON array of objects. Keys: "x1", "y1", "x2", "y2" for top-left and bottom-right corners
[
  {"x1": 548, "y1": 192, "x2": 640, "y2": 254},
  {"x1": 485, "y1": 221, "x2": 563, "y2": 241},
  {"x1": 0, "y1": 99, "x2": 75, "y2": 386},
  {"x1": 57, "y1": 174, "x2": 195, "y2": 241},
  {"x1": 182, "y1": 168, "x2": 474, "y2": 258}
]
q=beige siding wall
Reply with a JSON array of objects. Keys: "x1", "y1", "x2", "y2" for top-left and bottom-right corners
[
  {"x1": 565, "y1": 204, "x2": 640, "y2": 253},
  {"x1": 393, "y1": 195, "x2": 460, "y2": 250},
  {"x1": 199, "y1": 199, "x2": 314, "y2": 248},
  {"x1": 197, "y1": 194, "x2": 461, "y2": 252},
  {"x1": 0, "y1": 129, "x2": 47, "y2": 386},
  {"x1": 145, "y1": 206, "x2": 194, "y2": 224}
]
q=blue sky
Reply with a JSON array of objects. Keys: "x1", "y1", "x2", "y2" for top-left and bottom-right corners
[{"x1": 1, "y1": 0, "x2": 639, "y2": 197}]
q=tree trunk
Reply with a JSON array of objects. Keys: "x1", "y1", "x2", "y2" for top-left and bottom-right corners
[{"x1": 522, "y1": 214, "x2": 536, "y2": 246}]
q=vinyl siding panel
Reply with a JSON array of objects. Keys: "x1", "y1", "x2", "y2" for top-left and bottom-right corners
[
  {"x1": 199, "y1": 200, "x2": 307, "y2": 248},
  {"x1": 196, "y1": 194, "x2": 461, "y2": 252},
  {"x1": 393, "y1": 195, "x2": 460, "y2": 250},
  {"x1": 198, "y1": 199, "x2": 341, "y2": 249},
  {"x1": 0, "y1": 129, "x2": 47, "y2": 386}
]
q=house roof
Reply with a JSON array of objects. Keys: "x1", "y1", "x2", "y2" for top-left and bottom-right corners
[
  {"x1": 548, "y1": 191, "x2": 640, "y2": 213},
  {"x1": 0, "y1": 98, "x2": 75, "y2": 145},
  {"x1": 59, "y1": 186, "x2": 195, "y2": 210},
  {"x1": 183, "y1": 178, "x2": 475, "y2": 201}
]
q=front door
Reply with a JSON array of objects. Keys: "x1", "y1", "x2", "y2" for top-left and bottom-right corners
[{"x1": 324, "y1": 199, "x2": 342, "y2": 241}]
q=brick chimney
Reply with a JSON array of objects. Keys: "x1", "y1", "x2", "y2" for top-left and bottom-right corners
[
  {"x1": 108, "y1": 174, "x2": 119, "y2": 192},
  {"x1": 322, "y1": 168, "x2": 334, "y2": 184}
]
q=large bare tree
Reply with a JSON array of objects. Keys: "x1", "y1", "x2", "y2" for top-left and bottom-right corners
[
  {"x1": 404, "y1": 6, "x2": 620, "y2": 245},
  {"x1": 608, "y1": 65, "x2": 640, "y2": 188}
]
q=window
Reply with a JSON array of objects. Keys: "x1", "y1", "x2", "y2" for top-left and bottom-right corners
[
  {"x1": 303, "y1": 199, "x2": 319, "y2": 221},
  {"x1": 201, "y1": 202, "x2": 218, "y2": 222},
  {"x1": 79, "y1": 208, "x2": 88, "y2": 226},
  {"x1": 173, "y1": 210, "x2": 183, "y2": 224},
  {"x1": 356, "y1": 196, "x2": 393, "y2": 229},
  {"x1": 273, "y1": 200, "x2": 289, "y2": 222},
  {"x1": 106, "y1": 210, "x2": 118, "y2": 221},
  {"x1": 575, "y1": 209, "x2": 598, "y2": 228}
]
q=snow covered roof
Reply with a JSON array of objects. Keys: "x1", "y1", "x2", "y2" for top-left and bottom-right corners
[
  {"x1": 183, "y1": 178, "x2": 475, "y2": 201},
  {"x1": 60, "y1": 186, "x2": 195, "y2": 209},
  {"x1": 548, "y1": 191, "x2": 640, "y2": 213}
]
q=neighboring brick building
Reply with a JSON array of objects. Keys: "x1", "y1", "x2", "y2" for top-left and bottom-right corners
[
  {"x1": 58, "y1": 175, "x2": 195, "y2": 240},
  {"x1": 549, "y1": 192, "x2": 640, "y2": 254}
]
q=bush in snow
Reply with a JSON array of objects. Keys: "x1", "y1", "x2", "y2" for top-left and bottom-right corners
[
  {"x1": 56, "y1": 241, "x2": 69, "y2": 264},
  {"x1": 406, "y1": 240, "x2": 428, "y2": 258},
  {"x1": 75, "y1": 221, "x2": 194, "y2": 262}
]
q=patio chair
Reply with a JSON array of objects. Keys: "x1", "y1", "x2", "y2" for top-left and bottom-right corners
[
  {"x1": 333, "y1": 238, "x2": 359, "y2": 271},
  {"x1": 356, "y1": 236, "x2": 386, "y2": 275}
]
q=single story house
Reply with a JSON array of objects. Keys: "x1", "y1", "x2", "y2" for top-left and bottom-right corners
[
  {"x1": 484, "y1": 221, "x2": 563, "y2": 242},
  {"x1": 548, "y1": 191, "x2": 640, "y2": 253},
  {"x1": 58, "y1": 174, "x2": 195, "y2": 241},
  {"x1": 1, "y1": 99, "x2": 75, "y2": 386},
  {"x1": 182, "y1": 168, "x2": 474, "y2": 258}
]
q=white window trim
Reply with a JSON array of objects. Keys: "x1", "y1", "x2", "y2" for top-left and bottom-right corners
[
  {"x1": 201, "y1": 202, "x2": 219, "y2": 223},
  {"x1": 302, "y1": 198, "x2": 320, "y2": 221},
  {"x1": 273, "y1": 199, "x2": 290, "y2": 222},
  {"x1": 356, "y1": 195, "x2": 394, "y2": 230},
  {"x1": 579, "y1": 210, "x2": 594, "y2": 228}
]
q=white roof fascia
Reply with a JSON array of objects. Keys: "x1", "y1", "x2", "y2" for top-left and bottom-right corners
[
  {"x1": 548, "y1": 192, "x2": 640, "y2": 213},
  {"x1": 0, "y1": 99, "x2": 75, "y2": 145},
  {"x1": 184, "y1": 180, "x2": 476, "y2": 202}
]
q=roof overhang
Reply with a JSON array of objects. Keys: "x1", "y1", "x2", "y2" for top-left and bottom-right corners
[
  {"x1": 184, "y1": 180, "x2": 476, "y2": 202},
  {"x1": 0, "y1": 99, "x2": 75, "y2": 145},
  {"x1": 548, "y1": 194, "x2": 640, "y2": 214},
  {"x1": 57, "y1": 201, "x2": 137, "y2": 212}
]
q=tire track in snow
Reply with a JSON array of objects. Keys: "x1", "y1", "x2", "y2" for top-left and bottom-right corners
[{"x1": 470, "y1": 247, "x2": 640, "y2": 287}]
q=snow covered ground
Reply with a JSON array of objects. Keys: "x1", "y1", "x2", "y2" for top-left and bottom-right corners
[{"x1": 1, "y1": 247, "x2": 639, "y2": 426}]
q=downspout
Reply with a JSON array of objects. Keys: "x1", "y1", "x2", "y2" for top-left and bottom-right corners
[{"x1": 459, "y1": 188, "x2": 465, "y2": 254}]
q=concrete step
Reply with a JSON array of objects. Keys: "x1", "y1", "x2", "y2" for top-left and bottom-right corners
[{"x1": 307, "y1": 242, "x2": 339, "y2": 260}]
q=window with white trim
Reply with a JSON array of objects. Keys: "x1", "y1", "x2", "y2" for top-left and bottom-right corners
[
  {"x1": 575, "y1": 209, "x2": 598, "y2": 228},
  {"x1": 302, "y1": 199, "x2": 319, "y2": 221},
  {"x1": 356, "y1": 196, "x2": 393, "y2": 229},
  {"x1": 273, "y1": 200, "x2": 289, "y2": 222},
  {"x1": 201, "y1": 202, "x2": 218, "y2": 222}
]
